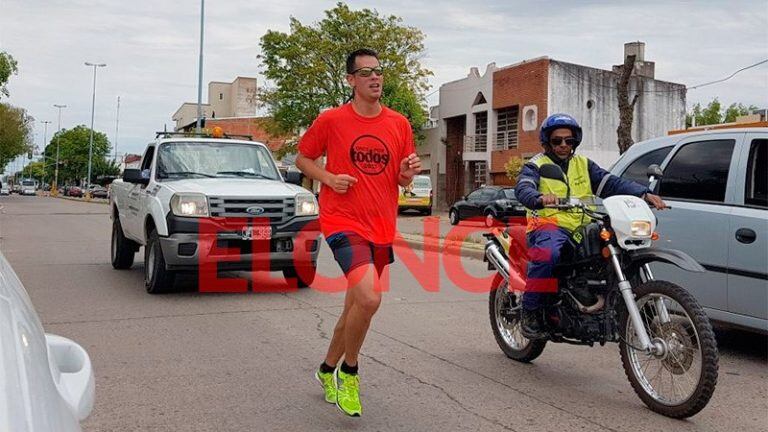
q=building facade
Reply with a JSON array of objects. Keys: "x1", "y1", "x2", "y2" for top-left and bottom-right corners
[
  {"x1": 433, "y1": 42, "x2": 686, "y2": 205},
  {"x1": 172, "y1": 77, "x2": 258, "y2": 130}
]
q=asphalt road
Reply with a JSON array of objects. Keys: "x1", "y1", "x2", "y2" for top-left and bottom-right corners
[{"x1": 1, "y1": 195, "x2": 766, "y2": 432}]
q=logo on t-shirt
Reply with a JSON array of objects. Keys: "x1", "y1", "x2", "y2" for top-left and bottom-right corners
[{"x1": 350, "y1": 135, "x2": 390, "y2": 175}]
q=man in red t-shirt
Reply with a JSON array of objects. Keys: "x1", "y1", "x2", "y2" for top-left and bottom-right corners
[{"x1": 296, "y1": 48, "x2": 420, "y2": 417}]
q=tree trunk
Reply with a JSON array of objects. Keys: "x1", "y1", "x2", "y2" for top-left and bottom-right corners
[{"x1": 616, "y1": 54, "x2": 639, "y2": 154}]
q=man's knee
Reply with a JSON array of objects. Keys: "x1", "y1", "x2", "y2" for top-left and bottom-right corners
[{"x1": 356, "y1": 291, "x2": 382, "y2": 315}]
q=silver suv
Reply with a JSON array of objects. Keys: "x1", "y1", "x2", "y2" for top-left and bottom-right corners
[{"x1": 611, "y1": 127, "x2": 767, "y2": 333}]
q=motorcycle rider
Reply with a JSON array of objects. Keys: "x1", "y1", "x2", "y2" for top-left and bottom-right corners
[{"x1": 515, "y1": 113, "x2": 667, "y2": 339}]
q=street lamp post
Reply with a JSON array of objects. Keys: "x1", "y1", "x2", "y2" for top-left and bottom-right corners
[
  {"x1": 84, "y1": 62, "x2": 106, "y2": 199},
  {"x1": 52, "y1": 104, "x2": 66, "y2": 196},
  {"x1": 40, "y1": 120, "x2": 51, "y2": 191}
]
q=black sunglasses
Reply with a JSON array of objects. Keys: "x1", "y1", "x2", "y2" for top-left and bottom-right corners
[
  {"x1": 549, "y1": 137, "x2": 577, "y2": 146},
  {"x1": 350, "y1": 66, "x2": 384, "y2": 77}
]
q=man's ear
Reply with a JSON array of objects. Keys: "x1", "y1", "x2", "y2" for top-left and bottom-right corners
[{"x1": 345, "y1": 74, "x2": 355, "y2": 89}]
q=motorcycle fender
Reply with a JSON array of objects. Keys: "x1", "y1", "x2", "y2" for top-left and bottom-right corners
[{"x1": 629, "y1": 247, "x2": 705, "y2": 273}]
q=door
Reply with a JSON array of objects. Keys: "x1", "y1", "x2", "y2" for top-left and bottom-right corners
[
  {"x1": 652, "y1": 134, "x2": 741, "y2": 313},
  {"x1": 727, "y1": 135, "x2": 768, "y2": 321},
  {"x1": 460, "y1": 188, "x2": 483, "y2": 219},
  {"x1": 125, "y1": 145, "x2": 155, "y2": 242}
]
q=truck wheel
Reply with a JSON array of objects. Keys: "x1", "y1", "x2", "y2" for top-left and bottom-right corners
[
  {"x1": 283, "y1": 262, "x2": 316, "y2": 289},
  {"x1": 145, "y1": 229, "x2": 176, "y2": 294},
  {"x1": 111, "y1": 218, "x2": 136, "y2": 269}
]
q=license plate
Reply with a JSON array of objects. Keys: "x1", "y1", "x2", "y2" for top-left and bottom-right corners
[{"x1": 241, "y1": 225, "x2": 272, "y2": 240}]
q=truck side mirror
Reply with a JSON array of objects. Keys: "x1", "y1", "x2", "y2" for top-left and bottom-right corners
[
  {"x1": 123, "y1": 168, "x2": 149, "y2": 185},
  {"x1": 285, "y1": 171, "x2": 302, "y2": 185}
]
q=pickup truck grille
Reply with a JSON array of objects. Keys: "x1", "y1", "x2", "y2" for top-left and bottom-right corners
[{"x1": 208, "y1": 197, "x2": 295, "y2": 224}]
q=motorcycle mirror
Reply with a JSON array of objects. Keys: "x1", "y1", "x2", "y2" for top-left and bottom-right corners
[
  {"x1": 539, "y1": 164, "x2": 567, "y2": 183},
  {"x1": 646, "y1": 164, "x2": 664, "y2": 179}
]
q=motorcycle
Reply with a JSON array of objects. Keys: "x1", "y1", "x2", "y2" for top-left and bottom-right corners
[{"x1": 485, "y1": 164, "x2": 718, "y2": 418}]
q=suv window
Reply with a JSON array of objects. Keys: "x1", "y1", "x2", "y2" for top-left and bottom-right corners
[
  {"x1": 621, "y1": 146, "x2": 673, "y2": 186},
  {"x1": 745, "y1": 138, "x2": 767, "y2": 208},
  {"x1": 467, "y1": 189, "x2": 483, "y2": 200},
  {"x1": 659, "y1": 139, "x2": 735, "y2": 202},
  {"x1": 141, "y1": 146, "x2": 155, "y2": 172},
  {"x1": 481, "y1": 188, "x2": 498, "y2": 200}
]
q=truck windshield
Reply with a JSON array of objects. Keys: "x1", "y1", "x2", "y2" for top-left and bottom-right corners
[
  {"x1": 155, "y1": 142, "x2": 280, "y2": 181},
  {"x1": 22, "y1": 180, "x2": 35, "y2": 186}
]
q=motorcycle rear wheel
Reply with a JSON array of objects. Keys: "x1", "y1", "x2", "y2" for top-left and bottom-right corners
[
  {"x1": 488, "y1": 274, "x2": 547, "y2": 362},
  {"x1": 619, "y1": 280, "x2": 718, "y2": 418}
]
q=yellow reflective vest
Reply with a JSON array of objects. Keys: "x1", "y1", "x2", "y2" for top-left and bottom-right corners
[{"x1": 526, "y1": 153, "x2": 594, "y2": 234}]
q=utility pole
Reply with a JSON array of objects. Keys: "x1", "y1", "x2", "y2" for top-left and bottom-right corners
[
  {"x1": 114, "y1": 96, "x2": 120, "y2": 162},
  {"x1": 84, "y1": 62, "x2": 106, "y2": 199},
  {"x1": 40, "y1": 120, "x2": 52, "y2": 190},
  {"x1": 195, "y1": 0, "x2": 205, "y2": 132},
  {"x1": 52, "y1": 104, "x2": 67, "y2": 196}
]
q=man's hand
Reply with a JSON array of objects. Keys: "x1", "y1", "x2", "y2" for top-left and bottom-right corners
[
  {"x1": 539, "y1": 194, "x2": 558, "y2": 206},
  {"x1": 324, "y1": 173, "x2": 358, "y2": 194},
  {"x1": 643, "y1": 193, "x2": 668, "y2": 209},
  {"x1": 400, "y1": 153, "x2": 422, "y2": 180}
]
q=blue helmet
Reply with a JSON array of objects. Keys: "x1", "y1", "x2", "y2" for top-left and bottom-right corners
[{"x1": 539, "y1": 113, "x2": 583, "y2": 149}]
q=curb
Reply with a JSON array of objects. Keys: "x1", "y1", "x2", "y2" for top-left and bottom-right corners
[
  {"x1": 396, "y1": 234, "x2": 486, "y2": 261},
  {"x1": 52, "y1": 195, "x2": 109, "y2": 205}
]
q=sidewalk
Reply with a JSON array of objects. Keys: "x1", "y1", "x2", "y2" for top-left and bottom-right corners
[{"x1": 396, "y1": 211, "x2": 490, "y2": 260}]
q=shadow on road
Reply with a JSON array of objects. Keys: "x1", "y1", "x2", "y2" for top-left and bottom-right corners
[{"x1": 714, "y1": 326, "x2": 767, "y2": 361}]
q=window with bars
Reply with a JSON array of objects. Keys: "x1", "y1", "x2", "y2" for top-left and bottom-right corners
[
  {"x1": 495, "y1": 106, "x2": 519, "y2": 150},
  {"x1": 474, "y1": 112, "x2": 488, "y2": 151},
  {"x1": 474, "y1": 161, "x2": 487, "y2": 186}
]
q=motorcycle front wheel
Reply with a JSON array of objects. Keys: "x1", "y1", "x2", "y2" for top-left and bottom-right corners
[
  {"x1": 488, "y1": 274, "x2": 547, "y2": 362},
  {"x1": 619, "y1": 280, "x2": 719, "y2": 418}
]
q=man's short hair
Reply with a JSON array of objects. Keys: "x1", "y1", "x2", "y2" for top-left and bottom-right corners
[{"x1": 346, "y1": 48, "x2": 379, "y2": 74}]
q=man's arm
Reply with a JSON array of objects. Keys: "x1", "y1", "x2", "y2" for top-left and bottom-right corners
[
  {"x1": 296, "y1": 154, "x2": 357, "y2": 194},
  {"x1": 515, "y1": 163, "x2": 544, "y2": 210},
  {"x1": 588, "y1": 159, "x2": 667, "y2": 209}
]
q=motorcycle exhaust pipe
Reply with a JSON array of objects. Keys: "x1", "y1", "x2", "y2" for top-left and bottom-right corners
[{"x1": 486, "y1": 242, "x2": 511, "y2": 282}]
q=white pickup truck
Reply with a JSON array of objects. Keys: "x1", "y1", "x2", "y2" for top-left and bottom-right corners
[{"x1": 109, "y1": 134, "x2": 321, "y2": 293}]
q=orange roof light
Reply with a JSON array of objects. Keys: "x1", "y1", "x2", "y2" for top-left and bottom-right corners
[{"x1": 211, "y1": 126, "x2": 224, "y2": 138}]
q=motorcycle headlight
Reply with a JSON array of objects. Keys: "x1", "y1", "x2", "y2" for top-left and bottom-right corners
[
  {"x1": 630, "y1": 221, "x2": 652, "y2": 237},
  {"x1": 295, "y1": 193, "x2": 318, "y2": 216},
  {"x1": 170, "y1": 193, "x2": 209, "y2": 217}
]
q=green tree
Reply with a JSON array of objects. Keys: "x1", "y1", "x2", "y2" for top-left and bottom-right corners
[
  {"x1": 724, "y1": 102, "x2": 758, "y2": 123},
  {"x1": 42, "y1": 125, "x2": 114, "y2": 185},
  {"x1": 259, "y1": 2, "x2": 432, "y2": 154},
  {"x1": 0, "y1": 102, "x2": 33, "y2": 172},
  {"x1": 686, "y1": 98, "x2": 759, "y2": 127},
  {"x1": 0, "y1": 51, "x2": 18, "y2": 98}
]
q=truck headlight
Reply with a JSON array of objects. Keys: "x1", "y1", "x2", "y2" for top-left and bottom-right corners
[
  {"x1": 630, "y1": 221, "x2": 652, "y2": 237},
  {"x1": 295, "y1": 193, "x2": 318, "y2": 216},
  {"x1": 171, "y1": 193, "x2": 209, "y2": 217}
]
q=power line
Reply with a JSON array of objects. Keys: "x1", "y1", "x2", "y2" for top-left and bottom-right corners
[{"x1": 687, "y1": 59, "x2": 768, "y2": 90}]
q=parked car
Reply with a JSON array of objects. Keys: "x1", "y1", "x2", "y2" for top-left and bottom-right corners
[
  {"x1": 0, "y1": 249, "x2": 95, "y2": 430},
  {"x1": 398, "y1": 175, "x2": 433, "y2": 215},
  {"x1": 67, "y1": 186, "x2": 83, "y2": 197},
  {"x1": 21, "y1": 179, "x2": 37, "y2": 196},
  {"x1": 89, "y1": 185, "x2": 108, "y2": 199},
  {"x1": 0, "y1": 185, "x2": 9, "y2": 195},
  {"x1": 611, "y1": 127, "x2": 767, "y2": 333},
  {"x1": 449, "y1": 186, "x2": 526, "y2": 227}
]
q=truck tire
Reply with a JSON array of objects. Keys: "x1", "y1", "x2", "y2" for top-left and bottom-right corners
[
  {"x1": 111, "y1": 218, "x2": 136, "y2": 269},
  {"x1": 145, "y1": 228, "x2": 176, "y2": 294},
  {"x1": 283, "y1": 262, "x2": 316, "y2": 289}
]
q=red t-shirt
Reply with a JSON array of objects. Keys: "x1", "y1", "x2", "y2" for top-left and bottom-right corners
[{"x1": 298, "y1": 103, "x2": 415, "y2": 244}]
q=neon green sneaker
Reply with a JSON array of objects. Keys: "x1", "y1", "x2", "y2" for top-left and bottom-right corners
[
  {"x1": 334, "y1": 369, "x2": 362, "y2": 417},
  {"x1": 315, "y1": 369, "x2": 337, "y2": 404}
]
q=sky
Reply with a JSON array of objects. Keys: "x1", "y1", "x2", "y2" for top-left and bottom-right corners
[{"x1": 1, "y1": 0, "x2": 766, "y2": 166}]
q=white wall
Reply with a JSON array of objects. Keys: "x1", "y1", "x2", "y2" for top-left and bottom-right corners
[{"x1": 549, "y1": 60, "x2": 685, "y2": 167}]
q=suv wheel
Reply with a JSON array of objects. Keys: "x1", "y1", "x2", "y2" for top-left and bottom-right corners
[{"x1": 145, "y1": 229, "x2": 176, "y2": 294}]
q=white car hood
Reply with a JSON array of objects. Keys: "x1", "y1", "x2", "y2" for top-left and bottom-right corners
[{"x1": 161, "y1": 178, "x2": 309, "y2": 197}]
